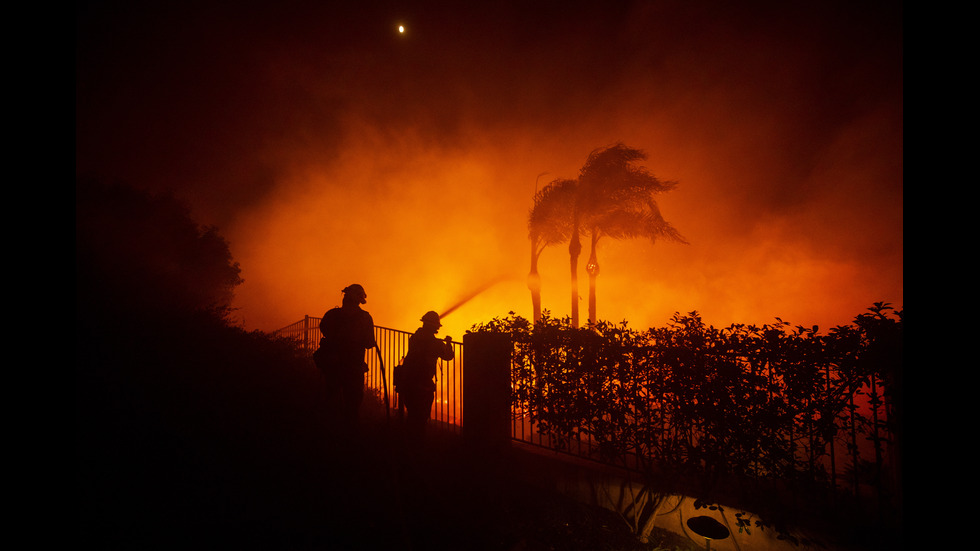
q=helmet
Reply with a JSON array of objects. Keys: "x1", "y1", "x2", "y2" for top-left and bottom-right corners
[
  {"x1": 342, "y1": 284, "x2": 367, "y2": 304},
  {"x1": 421, "y1": 310, "x2": 441, "y2": 325}
]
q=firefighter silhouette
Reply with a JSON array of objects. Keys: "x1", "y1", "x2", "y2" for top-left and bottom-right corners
[
  {"x1": 313, "y1": 284, "x2": 377, "y2": 432},
  {"x1": 397, "y1": 311, "x2": 454, "y2": 438}
]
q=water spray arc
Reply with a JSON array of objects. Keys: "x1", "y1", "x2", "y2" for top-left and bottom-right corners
[{"x1": 437, "y1": 276, "x2": 510, "y2": 321}]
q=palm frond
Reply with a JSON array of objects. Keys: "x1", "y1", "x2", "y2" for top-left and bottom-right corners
[{"x1": 528, "y1": 177, "x2": 577, "y2": 246}]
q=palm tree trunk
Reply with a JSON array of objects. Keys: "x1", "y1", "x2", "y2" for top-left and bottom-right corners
[
  {"x1": 587, "y1": 233, "x2": 600, "y2": 325},
  {"x1": 528, "y1": 238, "x2": 542, "y2": 323},
  {"x1": 569, "y1": 232, "x2": 581, "y2": 328}
]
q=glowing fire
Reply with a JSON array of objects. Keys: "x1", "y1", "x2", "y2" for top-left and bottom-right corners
[
  {"x1": 228, "y1": 129, "x2": 902, "y2": 339},
  {"x1": 75, "y1": 4, "x2": 903, "y2": 338}
]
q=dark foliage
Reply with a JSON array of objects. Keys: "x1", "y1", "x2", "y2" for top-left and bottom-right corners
[
  {"x1": 76, "y1": 180, "x2": 329, "y2": 545},
  {"x1": 76, "y1": 178, "x2": 243, "y2": 319},
  {"x1": 471, "y1": 304, "x2": 902, "y2": 548}
]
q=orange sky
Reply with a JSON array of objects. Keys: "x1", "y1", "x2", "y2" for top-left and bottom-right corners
[{"x1": 76, "y1": 1, "x2": 903, "y2": 339}]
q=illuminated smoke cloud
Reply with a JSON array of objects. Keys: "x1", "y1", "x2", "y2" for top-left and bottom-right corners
[{"x1": 76, "y1": 1, "x2": 902, "y2": 336}]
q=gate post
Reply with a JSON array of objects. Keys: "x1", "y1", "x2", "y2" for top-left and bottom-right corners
[{"x1": 462, "y1": 331, "x2": 511, "y2": 448}]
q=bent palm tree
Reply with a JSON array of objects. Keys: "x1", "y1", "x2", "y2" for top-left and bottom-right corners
[
  {"x1": 527, "y1": 178, "x2": 576, "y2": 323},
  {"x1": 577, "y1": 144, "x2": 687, "y2": 325}
]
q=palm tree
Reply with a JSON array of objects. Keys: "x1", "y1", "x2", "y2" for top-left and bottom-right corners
[
  {"x1": 527, "y1": 178, "x2": 576, "y2": 323},
  {"x1": 576, "y1": 144, "x2": 687, "y2": 325}
]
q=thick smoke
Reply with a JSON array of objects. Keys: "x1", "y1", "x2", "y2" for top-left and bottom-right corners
[{"x1": 76, "y1": 1, "x2": 903, "y2": 337}]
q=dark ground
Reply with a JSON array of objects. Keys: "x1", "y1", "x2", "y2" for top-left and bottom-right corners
[
  {"x1": 73, "y1": 300, "x2": 690, "y2": 550},
  {"x1": 74, "y1": 320, "x2": 893, "y2": 551},
  {"x1": 76, "y1": 390, "x2": 693, "y2": 551},
  {"x1": 74, "y1": 309, "x2": 894, "y2": 551}
]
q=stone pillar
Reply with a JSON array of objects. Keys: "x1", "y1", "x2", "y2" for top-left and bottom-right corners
[{"x1": 462, "y1": 331, "x2": 512, "y2": 448}]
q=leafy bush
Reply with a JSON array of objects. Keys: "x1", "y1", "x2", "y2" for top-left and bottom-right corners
[{"x1": 471, "y1": 304, "x2": 902, "y2": 543}]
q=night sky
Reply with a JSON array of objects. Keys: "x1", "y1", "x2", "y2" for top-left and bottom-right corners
[{"x1": 76, "y1": 0, "x2": 903, "y2": 338}]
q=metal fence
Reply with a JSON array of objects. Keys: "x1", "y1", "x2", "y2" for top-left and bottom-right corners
[
  {"x1": 274, "y1": 317, "x2": 680, "y2": 463},
  {"x1": 507, "y1": 363, "x2": 894, "y2": 482},
  {"x1": 274, "y1": 316, "x2": 554, "y2": 450},
  {"x1": 274, "y1": 316, "x2": 463, "y2": 432},
  {"x1": 275, "y1": 316, "x2": 897, "y2": 503}
]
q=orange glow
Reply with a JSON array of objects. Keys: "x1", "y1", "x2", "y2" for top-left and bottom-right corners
[
  {"x1": 76, "y1": 3, "x2": 903, "y2": 338},
  {"x1": 227, "y1": 115, "x2": 902, "y2": 339}
]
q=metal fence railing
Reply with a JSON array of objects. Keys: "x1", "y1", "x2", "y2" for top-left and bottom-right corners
[
  {"x1": 274, "y1": 317, "x2": 672, "y2": 461},
  {"x1": 274, "y1": 316, "x2": 463, "y2": 432},
  {"x1": 275, "y1": 315, "x2": 898, "y2": 507},
  {"x1": 272, "y1": 316, "x2": 318, "y2": 350}
]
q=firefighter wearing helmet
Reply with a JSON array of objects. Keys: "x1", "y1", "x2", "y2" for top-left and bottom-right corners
[
  {"x1": 314, "y1": 284, "x2": 377, "y2": 434},
  {"x1": 398, "y1": 310, "x2": 454, "y2": 438}
]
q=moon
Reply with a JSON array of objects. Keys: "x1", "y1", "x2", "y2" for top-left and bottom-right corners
[{"x1": 397, "y1": 24, "x2": 405, "y2": 34}]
